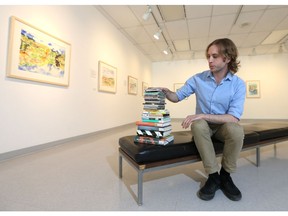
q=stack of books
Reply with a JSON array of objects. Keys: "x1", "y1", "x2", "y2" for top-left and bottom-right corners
[{"x1": 134, "y1": 88, "x2": 174, "y2": 145}]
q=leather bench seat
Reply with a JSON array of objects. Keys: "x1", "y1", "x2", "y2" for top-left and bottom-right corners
[
  {"x1": 243, "y1": 122, "x2": 288, "y2": 140},
  {"x1": 119, "y1": 122, "x2": 288, "y2": 164},
  {"x1": 119, "y1": 128, "x2": 259, "y2": 163}
]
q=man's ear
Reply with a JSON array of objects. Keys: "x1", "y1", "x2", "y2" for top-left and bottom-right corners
[{"x1": 223, "y1": 56, "x2": 231, "y2": 63}]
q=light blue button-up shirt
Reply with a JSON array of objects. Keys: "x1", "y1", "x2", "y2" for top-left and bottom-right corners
[{"x1": 176, "y1": 70, "x2": 246, "y2": 120}]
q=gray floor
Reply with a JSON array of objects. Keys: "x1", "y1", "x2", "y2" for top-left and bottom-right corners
[{"x1": 1, "y1": 120, "x2": 288, "y2": 211}]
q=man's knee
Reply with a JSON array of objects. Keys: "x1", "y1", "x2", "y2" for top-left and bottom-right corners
[
  {"x1": 222, "y1": 122, "x2": 244, "y2": 140},
  {"x1": 191, "y1": 119, "x2": 209, "y2": 133}
]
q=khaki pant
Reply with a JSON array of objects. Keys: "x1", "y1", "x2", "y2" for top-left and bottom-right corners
[{"x1": 191, "y1": 119, "x2": 244, "y2": 174}]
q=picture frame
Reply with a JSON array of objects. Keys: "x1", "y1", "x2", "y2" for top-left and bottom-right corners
[
  {"x1": 98, "y1": 61, "x2": 117, "y2": 93},
  {"x1": 6, "y1": 16, "x2": 71, "y2": 86},
  {"x1": 246, "y1": 80, "x2": 260, "y2": 98},
  {"x1": 174, "y1": 83, "x2": 184, "y2": 92},
  {"x1": 128, "y1": 76, "x2": 138, "y2": 95},
  {"x1": 142, "y1": 82, "x2": 149, "y2": 96}
]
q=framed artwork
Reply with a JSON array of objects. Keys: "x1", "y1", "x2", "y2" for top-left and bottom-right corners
[
  {"x1": 142, "y1": 82, "x2": 149, "y2": 96},
  {"x1": 128, "y1": 76, "x2": 138, "y2": 95},
  {"x1": 246, "y1": 80, "x2": 260, "y2": 98},
  {"x1": 174, "y1": 83, "x2": 184, "y2": 92},
  {"x1": 98, "y1": 61, "x2": 117, "y2": 93},
  {"x1": 6, "y1": 16, "x2": 71, "y2": 86}
]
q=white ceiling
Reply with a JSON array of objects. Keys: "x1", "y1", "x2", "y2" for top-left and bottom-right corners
[{"x1": 96, "y1": 5, "x2": 288, "y2": 62}]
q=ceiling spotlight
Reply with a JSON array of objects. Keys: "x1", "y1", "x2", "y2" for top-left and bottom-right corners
[
  {"x1": 142, "y1": 6, "x2": 152, "y2": 21},
  {"x1": 163, "y1": 48, "x2": 169, "y2": 55},
  {"x1": 153, "y1": 29, "x2": 162, "y2": 40}
]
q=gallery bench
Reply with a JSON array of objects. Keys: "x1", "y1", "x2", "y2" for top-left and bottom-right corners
[{"x1": 118, "y1": 121, "x2": 288, "y2": 205}]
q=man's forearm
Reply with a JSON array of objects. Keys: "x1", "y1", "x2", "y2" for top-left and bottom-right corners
[
  {"x1": 203, "y1": 114, "x2": 239, "y2": 124},
  {"x1": 161, "y1": 88, "x2": 179, "y2": 103},
  {"x1": 181, "y1": 113, "x2": 239, "y2": 129}
]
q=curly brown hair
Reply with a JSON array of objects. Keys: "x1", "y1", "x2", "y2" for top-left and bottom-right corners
[{"x1": 206, "y1": 38, "x2": 240, "y2": 73}]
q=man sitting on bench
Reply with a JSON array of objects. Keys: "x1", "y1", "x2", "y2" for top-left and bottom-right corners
[{"x1": 159, "y1": 38, "x2": 246, "y2": 201}]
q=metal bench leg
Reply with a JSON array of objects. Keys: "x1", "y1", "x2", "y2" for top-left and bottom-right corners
[
  {"x1": 274, "y1": 144, "x2": 277, "y2": 158},
  {"x1": 137, "y1": 170, "x2": 143, "y2": 206},
  {"x1": 256, "y1": 147, "x2": 260, "y2": 167},
  {"x1": 119, "y1": 154, "x2": 123, "y2": 178}
]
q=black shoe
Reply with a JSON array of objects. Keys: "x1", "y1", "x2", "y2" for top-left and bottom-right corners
[
  {"x1": 198, "y1": 174, "x2": 221, "y2": 201},
  {"x1": 220, "y1": 175, "x2": 242, "y2": 201}
]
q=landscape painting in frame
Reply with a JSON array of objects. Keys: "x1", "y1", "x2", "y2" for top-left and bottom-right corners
[
  {"x1": 246, "y1": 80, "x2": 260, "y2": 98},
  {"x1": 6, "y1": 16, "x2": 71, "y2": 86},
  {"x1": 128, "y1": 76, "x2": 138, "y2": 95},
  {"x1": 98, "y1": 61, "x2": 117, "y2": 93}
]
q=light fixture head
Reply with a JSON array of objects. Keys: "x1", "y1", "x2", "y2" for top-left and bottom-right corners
[
  {"x1": 153, "y1": 29, "x2": 162, "y2": 40},
  {"x1": 163, "y1": 48, "x2": 169, "y2": 55},
  {"x1": 142, "y1": 6, "x2": 152, "y2": 21}
]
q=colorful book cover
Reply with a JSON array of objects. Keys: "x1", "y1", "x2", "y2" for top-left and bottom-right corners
[
  {"x1": 136, "y1": 121, "x2": 171, "y2": 127},
  {"x1": 136, "y1": 129, "x2": 172, "y2": 138},
  {"x1": 137, "y1": 125, "x2": 172, "y2": 131},
  {"x1": 134, "y1": 135, "x2": 174, "y2": 145},
  {"x1": 141, "y1": 117, "x2": 171, "y2": 123}
]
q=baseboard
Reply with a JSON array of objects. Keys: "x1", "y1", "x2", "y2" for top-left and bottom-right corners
[{"x1": 0, "y1": 122, "x2": 134, "y2": 163}]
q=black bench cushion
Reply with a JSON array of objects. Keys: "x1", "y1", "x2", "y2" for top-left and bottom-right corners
[
  {"x1": 119, "y1": 122, "x2": 288, "y2": 163},
  {"x1": 243, "y1": 122, "x2": 288, "y2": 140},
  {"x1": 119, "y1": 131, "x2": 197, "y2": 163},
  {"x1": 119, "y1": 129, "x2": 259, "y2": 163}
]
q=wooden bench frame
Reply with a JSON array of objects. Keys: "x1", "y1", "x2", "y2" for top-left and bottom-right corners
[{"x1": 119, "y1": 136, "x2": 288, "y2": 205}]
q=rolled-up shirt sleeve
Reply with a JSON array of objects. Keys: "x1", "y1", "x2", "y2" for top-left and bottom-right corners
[
  {"x1": 227, "y1": 79, "x2": 246, "y2": 120},
  {"x1": 176, "y1": 77, "x2": 196, "y2": 101}
]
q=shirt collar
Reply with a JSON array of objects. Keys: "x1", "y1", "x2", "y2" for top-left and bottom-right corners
[{"x1": 207, "y1": 70, "x2": 233, "y2": 81}]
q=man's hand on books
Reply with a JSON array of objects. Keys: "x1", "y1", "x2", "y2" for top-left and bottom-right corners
[{"x1": 155, "y1": 87, "x2": 179, "y2": 103}]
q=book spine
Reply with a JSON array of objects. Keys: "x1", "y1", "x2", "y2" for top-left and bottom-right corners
[
  {"x1": 142, "y1": 118, "x2": 171, "y2": 123},
  {"x1": 136, "y1": 129, "x2": 171, "y2": 137},
  {"x1": 137, "y1": 125, "x2": 172, "y2": 131},
  {"x1": 134, "y1": 136, "x2": 169, "y2": 145},
  {"x1": 142, "y1": 117, "x2": 168, "y2": 121},
  {"x1": 135, "y1": 121, "x2": 170, "y2": 127}
]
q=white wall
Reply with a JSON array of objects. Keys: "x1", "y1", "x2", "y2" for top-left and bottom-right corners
[
  {"x1": 0, "y1": 5, "x2": 152, "y2": 154},
  {"x1": 152, "y1": 54, "x2": 288, "y2": 120}
]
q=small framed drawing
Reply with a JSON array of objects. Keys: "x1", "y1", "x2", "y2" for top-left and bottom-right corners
[
  {"x1": 142, "y1": 82, "x2": 149, "y2": 96},
  {"x1": 246, "y1": 80, "x2": 260, "y2": 98},
  {"x1": 174, "y1": 83, "x2": 184, "y2": 92},
  {"x1": 98, "y1": 61, "x2": 117, "y2": 93},
  {"x1": 6, "y1": 16, "x2": 71, "y2": 86},
  {"x1": 128, "y1": 76, "x2": 138, "y2": 95}
]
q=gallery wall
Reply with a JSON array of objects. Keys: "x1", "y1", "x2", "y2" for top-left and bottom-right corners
[
  {"x1": 152, "y1": 53, "x2": 288, "y2": 120},
  {"x1": 0, "y1": 5, "x2": 152, "y2": 155}
]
